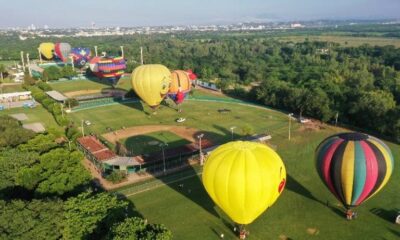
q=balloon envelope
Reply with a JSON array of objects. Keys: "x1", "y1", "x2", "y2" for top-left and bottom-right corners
[
  {"x1": 168, "y1": 70, "x2": 191, "y2": 104},
  {"x1": 131, "y1": 64, "x2": 171, "y2": 108},
  {"x1": 70, "y1": 47, "x2": 91, "y2": 67},
  {"x1": 39, "y1": 42, "x2": 55, "y2": 60},
  {"x1": 54, "y1": 42, "x2": 71, "y2": 62},
  {"x1": 316, "y1": 132, "x2": 394, "y2": 208},
  {"x1": 89, "y1": 56, "x2": 126, "y2": 82},
  {"x1": 202, "y1": 141, "x2": 286, "y2": 224}
]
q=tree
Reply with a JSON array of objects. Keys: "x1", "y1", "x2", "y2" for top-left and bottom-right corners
[
  {"x1": 43, "y1": 66, "x2": 61, "y2": 81},
  {"x1": 0, "y1": 149, "x2": 39, "y2": 193},
  {"x1": 60, "y1": 66, "x2": 77, "y2": 79},
  {"x1": 63, "y1": 191, "x2": 128, "y2": 239},
  {"x1": 28, "y1": 149, "x2": 91, "y2": 196},
  {"x1": 109, "y1": 217, "x2": 172, "y2": 240},
  {"x1": 18, "y1": 133, "x2": 59, "y2": 154},
  {"x1": 0, "y1": 199, "x2": 64, "y2": 240},
  {"x1": 0, "y1": 116, "x2": 36, "y2": 148}
]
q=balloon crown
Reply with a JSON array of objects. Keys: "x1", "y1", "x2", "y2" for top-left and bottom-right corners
[
  {"x1": 337, "y1": 132, "x2": 369, "y2": 141},
  {"x1": 230, "y1": 141, "x2": 258, "y2": 150}
]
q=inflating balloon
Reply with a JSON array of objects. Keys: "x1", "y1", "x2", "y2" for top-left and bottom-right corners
[
  {"x1": 168, "y1": 70, "x2": 191, "y2": 105},
  {"x1": 39, "y1": 42, "x2": 55, "y2": 60},
  {"x1": 203, "y1": 141, "x2": 286, "y2": 225},
  {"x1": 131, "y1": 64, "x2": 171, "y2": 108},
  {"x1": 70, "y1": 47, "x2": 91, "y2": 68},
  {"x1": 316, "y1": 132, "x2": 394, "y2": 217},
  {"x1": 89, "y1": 56, "x2": 126, "y2": 84},
  {"x1": 54, "y1": 42, "x2": 71, "y2": 62}
]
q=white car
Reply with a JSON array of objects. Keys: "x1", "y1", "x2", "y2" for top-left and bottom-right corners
[
  {"x1": 299, "y1": 117, "x2": 310, "y2": 123},
  {"x1": 176, "y1": 117, "x2": 186, "y2": 123}
]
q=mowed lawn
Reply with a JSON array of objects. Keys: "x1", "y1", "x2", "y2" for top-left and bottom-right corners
[
  {"x1": 122, "y1": 131, "x2": 191, "y2": 155},
  {"x1": 49, "y1": 76, "x2": 131, "y2": 94},
  {"x1": 126, "y1": 127, "x2": 400, "y2": 240},
  {"x1": 0, "y1": 84, "x2": 24, "y2": 93},
  {"x1": 68, "y1": 99, "x2": 291, "y2": 144},
  {"x1": 0, "y1": 104, "x2": 62, "y2": 132}
]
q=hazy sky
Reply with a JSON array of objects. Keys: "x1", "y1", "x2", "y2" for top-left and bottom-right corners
[{"x1": 1, "y1": 0, "x2": 399, "y2": 28}]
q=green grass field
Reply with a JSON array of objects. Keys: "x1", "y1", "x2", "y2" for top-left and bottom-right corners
[
  {"x1": 125, "y1": 127, "x2": 400, "y2": 240},
  {"x1": 49, "y1": 77, "x2": 131, "y2": 94},
  {"x1": 0, "y1": 104, "x2": 63, "y2": 132},
  {"x1": 276, "y1": 35, "x2": 400, "y2": 47},
  {"x1": 122, "y1": 131, "x2": 191, "y2": 155},
  {"x1": 69, "y1": 99, "x2": 290, "y2": 144},
  {"x1": 0, "y1": 84, "x2": 24, "y2": 93}
]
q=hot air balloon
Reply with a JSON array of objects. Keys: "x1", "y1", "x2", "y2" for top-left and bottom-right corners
[
  {"x1": 89, "y1": 56, "x2": 126, "y2": 84},
  {"x1": 186, "y1": 69, "x2": 197, "y2": 81},
  {"x1": 203, "y1": 141, "x2": 286, "y2": 238},
  {"x1": 316, "y1": 132, "x2": 394, "y2": 219},
  {"x1": 70, "y1": 47, "x2": 91, "y2": 68},
  {"x1": 39, "y1": 42, "x2": 55, "y2": 60},
  {"x1": 54, "y1": 42, "x2": 71, "y2": 62},
  {"x1": 168, "y1": 70, "x2": 191, "y2": 105},
  {"x1": 131, "y1": 64, "x2": 171, "y2": 109}
]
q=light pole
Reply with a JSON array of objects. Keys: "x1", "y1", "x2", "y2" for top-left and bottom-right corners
[
  {"x1": 81, "y1": 119, "x2": 85, "y2": 137},
  {"x1": 159, "y1": 142, "x2": 168, "y2": 173},
  {"x1": 335, "y1": 112, "x2": 339, "y2": 127},
  {"x1": 197, "y1": 134, "x2": 204, "y2": 165},
  {"x1": 230, "y1": 126, "x2": 236, "y2": 140},
  {"x1": 288, "y1": 113, "x2": 294, "y2": 141}
]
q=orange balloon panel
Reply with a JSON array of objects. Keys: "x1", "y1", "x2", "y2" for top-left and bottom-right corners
[{"x1": 169, "y1": 70, "x2": 191, "y2": 94}]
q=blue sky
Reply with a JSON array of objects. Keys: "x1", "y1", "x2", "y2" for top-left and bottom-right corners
[{"x1": 1, "y1": 0, "x2": 399, "y2": 28}]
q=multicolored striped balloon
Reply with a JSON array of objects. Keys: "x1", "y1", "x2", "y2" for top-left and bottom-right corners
[{"x1": 316, "y1": 132, "x2": 394, "y2": 209}]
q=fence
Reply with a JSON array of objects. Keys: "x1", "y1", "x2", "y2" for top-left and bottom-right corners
[{"x1": 114, "y1": 165, "x2": 203, "y2": 197}]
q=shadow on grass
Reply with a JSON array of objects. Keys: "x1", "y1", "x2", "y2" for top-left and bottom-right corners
[
  {"x1": 370, "y1": 208, "x2": 399, "y2": 223},
  {"x1": 285, "y1": 174, "x2": 345, "y2": 218},
  {"x1": 388, "y1": 228, "x2": 400, "y2": 237},
  {"x1": 128, "y1": 131, "x2": 227, "y2": 218}
]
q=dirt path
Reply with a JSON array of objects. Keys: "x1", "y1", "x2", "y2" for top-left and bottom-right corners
[
  {"x1": 64, "y1": 89, "x2": 101, "y2": 97},
  {"x1": 102, "y1": 125, "x2": 205, "y2": 144}
]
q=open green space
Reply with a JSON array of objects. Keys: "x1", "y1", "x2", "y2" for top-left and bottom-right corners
[
  {"x1": 124, "y1": 127, "x2": 399, "y2": 240},
  {"x1": 69, "y1": 99, "x2": 290, "y2": 144},
  {"x1": 122, "y1": 131, "x2": 191, "y2": 155},
  {"x1": 0, "y1": 84, "x2": 24, "y2": 93},
  {"x1": 49, "y1": 77, "x2": 131, "y2": 94},
  {"x1": 276, "y1": 35, "x2": 400, "y2": 47},
  {"x1": 0, "y1": 104, "x2": 62, "y2": 132}
]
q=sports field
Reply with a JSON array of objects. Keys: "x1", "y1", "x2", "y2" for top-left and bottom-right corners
[
  {"x1": 124, "y1": 127, "x2": 400, "y2": 240},
  {"x1": 0, "y1": 84, "x2": 24, "y2": 93},
  {"x1": 122, "y1": 131, "x2": 191, "y2": 155},
  {"x1": 69, "y1": 99, "x2": 291, "y2": 145},
  {"x1": 49, "y1": 76, "x2": 131, "y2": 94}
]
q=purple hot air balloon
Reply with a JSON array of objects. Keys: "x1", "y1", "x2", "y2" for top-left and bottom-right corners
[{"x1": 70, "y1": 47, "x2": 91, "y2": 68}]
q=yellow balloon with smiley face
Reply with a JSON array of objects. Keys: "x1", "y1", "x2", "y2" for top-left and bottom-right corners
[{"x1": 131, "y1": 64, "x2": 171, "y2": 108}]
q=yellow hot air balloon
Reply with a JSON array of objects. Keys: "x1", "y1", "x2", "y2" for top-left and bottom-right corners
[
  {"x1": 203, "y1": 141, "x2": 286, "y2": 225},
  {"x1": 39, "y1": 42, "x2": 55, "y2": 60},
  {"x1": 131, "y1": 64, "x2": 171, "y2": 108}
]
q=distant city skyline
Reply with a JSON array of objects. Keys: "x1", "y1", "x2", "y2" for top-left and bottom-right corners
[{"x1": 1, "y1": 0, "x2": 399, "y2": 28}]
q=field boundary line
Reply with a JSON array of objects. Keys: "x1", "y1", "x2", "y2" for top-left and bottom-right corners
[
  {"x1": 119, "y1": 171, "x2": 203, "y2": 197},
  {"x1": 69, "y1": 97, "x2": 282, "y2": 114}
]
